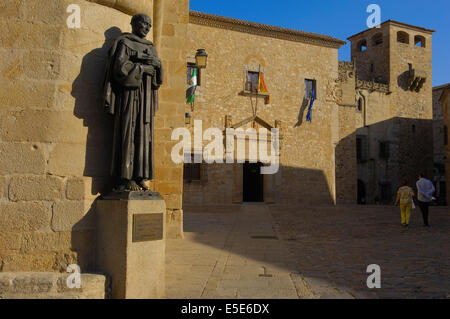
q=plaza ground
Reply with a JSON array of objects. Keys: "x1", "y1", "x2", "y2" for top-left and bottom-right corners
[{"x1": 166, "y1": 204, "x2": 449, "y2": 299}]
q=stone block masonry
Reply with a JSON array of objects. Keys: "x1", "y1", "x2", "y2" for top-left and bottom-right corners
[
  {"x1": 0, "y1": 0, "x2": 188, "y2": 276},
  {"x1": 0, "y1": 272, "x2": 107, "y2": 299}
]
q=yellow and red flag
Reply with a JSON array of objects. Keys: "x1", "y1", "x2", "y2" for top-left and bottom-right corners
[
  {"x1": 258, "y1": 72, "x2": 268, "y2": 93},
  {"x1": 258, "y1": 72, "x2": 270, "y2": 104}
]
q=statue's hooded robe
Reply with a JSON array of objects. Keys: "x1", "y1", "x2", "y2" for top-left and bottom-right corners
[{"x1": 103, "y1": 33, "x2": 163, "y2": 182}]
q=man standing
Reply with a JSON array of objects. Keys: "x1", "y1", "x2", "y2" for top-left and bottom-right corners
[
  {"x1": 416, "y1": 174, "x2": 436, "y2": 227},
  {"x1": 104, "y1": 14, "x2": 163, "y2": 192}
]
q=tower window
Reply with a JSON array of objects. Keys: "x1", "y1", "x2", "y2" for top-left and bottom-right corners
[
  {"x1": 358, "y1": 40, "x2": 367, "y2": 52},
  {"x1": 397, "y1": 31, "x2": 410, "y2": 44},
  {"x1": 414, "y1": 35, "x2": 426, "y2": 48},
  {"x1": 370, "y1": 63, "x2": 374, "y2": 73},
  {"x1": 372, "y1": 33, "x2": 383, "y2": 46}
]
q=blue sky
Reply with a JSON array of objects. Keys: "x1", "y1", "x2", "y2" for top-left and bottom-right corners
[{"x1": 190, "y1": 0, "x2": 449, "y2": 86}]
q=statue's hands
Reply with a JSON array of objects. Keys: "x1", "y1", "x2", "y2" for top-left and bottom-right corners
[
  {"x1": 142, "y1": 56, "x2": 161, "y2": 69},
  {"x1": 141, "y1": 54, "x2": 154, "y2": 65},
  {"x1": 142, "y1": 65, "x2": 155, "y2": 76},
  {"x1": 151, "y1": 58, "x2": 161, "y2": 69}
]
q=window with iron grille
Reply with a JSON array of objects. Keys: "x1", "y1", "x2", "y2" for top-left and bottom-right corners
[
  {"x1": 187, "y1": 63, "x2": 200, "y2": 86},
  {"x1": 305, "y1": 79, "x2": 316, "y2": 99},
  {"x1": 245, "y1": 71, "x2": 259, "y2": 93},
  {"x1": 372, "y1": 33, "x2": 383, "y2": 46},
  {"x1": 397, "y1": 31, "x2": 410, "y2": 44}
]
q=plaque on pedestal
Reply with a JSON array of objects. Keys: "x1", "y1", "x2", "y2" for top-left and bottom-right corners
[{"x1": 96, "y1": 193, "x2": 166, "y2": 299}]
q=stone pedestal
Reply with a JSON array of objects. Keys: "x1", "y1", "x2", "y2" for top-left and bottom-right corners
[{"x1": 96, "y1": 192, "x2": 166, "y2": 299}]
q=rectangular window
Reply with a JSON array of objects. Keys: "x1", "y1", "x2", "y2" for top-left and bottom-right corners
[
  {"x1": 356, "y1": 135, "x2": 368, "y2": 162},
  {"x1": 245, "y1": 71, "x2": 259, "y2": 93},
  {"x1": 305, "y1": 79, "x2": 316, "y2": 99},
  {"x1": 187, "y1": 63, "x2": 200, "y2": 86},
  {"x1": 356, "y1": 137, "x2": 363, "y2": 161},
  {"x1": 183, "y1": 155, "x2": 201, "y2": 182},
  {"x1": 379, "y1": 142, "x2": 390, "y2": 160}
]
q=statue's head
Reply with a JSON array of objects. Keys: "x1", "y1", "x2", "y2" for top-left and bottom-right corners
[{"x1": 131, "y1": 14, "x2": 152, "y2": 39}]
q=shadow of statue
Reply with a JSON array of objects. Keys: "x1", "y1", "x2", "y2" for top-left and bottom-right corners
[
  {"x1": 294, "y1": 97, "x2": 309, "y2": 128},
  {"x1": 397, "y1": 70, "x2": 410, "y2": 91},
  {"x1": 71, "y1": 27, "x2": 123, "y2": 197},
  {"x1": 69, "y1": 27, "x2": 123, "y2": 273}
]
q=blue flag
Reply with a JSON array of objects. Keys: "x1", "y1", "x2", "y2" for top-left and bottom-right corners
[{"x1": 306, "y1": 88, "x2": 315, "y2": 122}]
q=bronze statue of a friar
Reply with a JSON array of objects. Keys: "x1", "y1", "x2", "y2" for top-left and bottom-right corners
[{"x1": 103, "y1": 14, "x2": 163, "y2": 192}]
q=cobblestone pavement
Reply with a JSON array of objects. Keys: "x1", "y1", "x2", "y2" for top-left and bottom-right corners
[{"x1": 165, "y1": 204, "x2": 449, "y2": 299}]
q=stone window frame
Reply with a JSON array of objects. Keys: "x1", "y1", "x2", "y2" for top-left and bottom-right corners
[
  {"x1": 397, "y1": 31, "x2": 410, "y2": 45},
  {"x1": 414, "y1": 35, "x2": 426, "y2": 48},
  {"x1": 243, "y1": 65, "x2": 269, "y2": 97},
  {"x1": 358, "y1": 39, "x2": 368, "y2": 52},
  {"x1": 305, "y1": 78, "x2": 317, "y2": 100},
  {"x1": 187, "y1": 62, "x2": 201, "y2": 86},
  {"x1": 357, "y1": 97, "x2": 363, "y2": 112},
  {"x1": 245, "y1": 71, "x2": 260, "y2": 94},
  {"x1": 371, "y1": 33, "x2": 383, "y2": 46}
]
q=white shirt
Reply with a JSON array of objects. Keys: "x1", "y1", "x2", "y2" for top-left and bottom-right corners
[{"x1": 416, "y1": 178, "x2": 435, "y2": 202}]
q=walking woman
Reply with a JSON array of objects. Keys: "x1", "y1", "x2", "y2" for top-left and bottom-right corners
[{"x1": 394, "y1": 179, "x2": 415, "y2": 228}]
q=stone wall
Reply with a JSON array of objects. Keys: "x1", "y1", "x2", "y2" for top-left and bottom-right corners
[
  {"x1": 350, "y1": 27, "x2": 390, "y2": 84},
  {"x1": 183, "y1": 14, "x2": 344, "y2": 205},
  {"x1": 441, "y1": 89, "x2": 450, "y2": 203},
  {"x1": 432, "y1": 84, "x2": 448, "y2": 203},
  {"x1": 0, "y1": 272, "x2": 107, "y2": 299},
  {"x1": 151, "y1": 0, "x2": 188, "y2": 239},
  {"x1": 0, "y1": 0, "x2": 187, "y2": 273},
  {"x1": 335, "y1": 62, "x2": 357, "y2": 204},
  {"x1": 433, "y1": 86, "x2": 447, "y2": 165}
]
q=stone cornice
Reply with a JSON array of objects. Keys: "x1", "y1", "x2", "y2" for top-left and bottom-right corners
[
  {"x1": 88, "y1": 0, "x2": 152, "y2": 16},
  {"x1": 348, "y1": 20, "x2": 435, "y2": 40},
  {"x1": 189, "y1": 11, "x2": 346, "y2": 49},
  {"x1": 356, "y1": 79, "x2": 390, "y2": 94}
]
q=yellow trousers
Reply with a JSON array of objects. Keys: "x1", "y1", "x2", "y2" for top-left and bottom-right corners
[{"x1": 400, "y1": 204, "x2": 411, "y2": 225}]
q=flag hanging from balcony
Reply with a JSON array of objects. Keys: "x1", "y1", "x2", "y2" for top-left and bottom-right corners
[
  {"x1": 186, "y1": 68, "x2": 197, "y2": 104},
  {"x1": 258, "y1": 72, "x2": 270, "y2": 104},
  {"x1": 306, "y1": 87, "x2": 316, "y2": 122}
]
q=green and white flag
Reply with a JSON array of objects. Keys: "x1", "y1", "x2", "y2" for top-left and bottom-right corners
[{"x1": 186, "y1": 68, "x2": 197, "y2": 104}]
